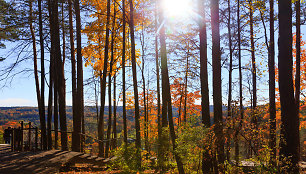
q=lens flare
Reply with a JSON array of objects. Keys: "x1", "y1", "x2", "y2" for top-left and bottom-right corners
[{"x1": 162, "y1": 0, "x2": 193, "y2": 19}]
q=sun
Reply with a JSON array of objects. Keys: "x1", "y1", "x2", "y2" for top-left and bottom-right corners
[{"x1": 162, "y1": 0, "x2": 193, "y2": 19}]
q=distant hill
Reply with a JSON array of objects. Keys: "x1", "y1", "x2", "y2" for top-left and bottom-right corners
[{"x1": 0, "y1": 105, "x2": 227, "y2": 126}]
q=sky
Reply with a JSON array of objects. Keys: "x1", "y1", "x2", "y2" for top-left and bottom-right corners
[{"x1": 0, "y1": 2, "x2": 305, "y2": 107}]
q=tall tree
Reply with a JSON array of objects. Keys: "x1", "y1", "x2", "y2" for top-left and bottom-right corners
[
  {"x1": 49, "y1": 0, "x2": 68, "y2": 150},
  {"x1": 38, "y1": 0, "x2": 47, "y2": 150},
  {"x1": 295, "y1": 0, "x2": 301, "y2": 114},
  {"x1": 198, "y1": 0, "x2": 210, "y2": 128},
  {"x1": 248, "y1": 2, "x2": 257, "y2": 151},
  {"x1": 158, "y1": 0, "x2": 185, "y2": 173},
  {"x1": 74, "y1": 0, "x2": 84, "y2": 152},
  {"x1": 122, "y1": 0, "x2": 127, "y2": 145},
  {"x1": 53, "y1": 71, "x2": 59, "y2": 149},
  {"x1": 47, "y1": 53, "x2": 53, "y2": 150},
  {"x1": 268, "y1": 0, "x2": 276, "y2": 165},
  {"x1": 112, "y1": 73, "x2": 117, "y2": 149},
  {"x1": 211, "y1": 0, "x2": 224, "y2": 169},
  {"x1": 226, "y1": 0, "x2": 233, "y2": 120},
  {"x1": 140, "y1": 24, "x2": 148, "y2": 151},
  {"x1": 69, "y1": 0, "x2": 79, "y2": 152},
  {"x1": 225, "y1": 0, "x2": 234, "y2": 162},
  {"x1": 105, "y1": 0, "x2": 116, "y2": 157},
  {"x1": 198, "y1": 0, "x2": 212, "y2": 172},
  {"x1": 278, "y1": 0, "x2": 300, "y2": 172},
  {"x1": 98, "y1": 0, "x2": 111, "y2": 157},
  {"x1": 234, "y1": 0, "x2": 244, "y2": 165},
  {"x1": 128, "y1": 0, "x2": 141, "y2": 167},
  {"x1": 183, "y1": 44, "x2": 189, "y2": 123},
  {"x1": 155, "y1": 0, "x2": 162, "y2": 168},
  {"x1": 29, "y1": 0, "x2": 45, "y2": 150}
]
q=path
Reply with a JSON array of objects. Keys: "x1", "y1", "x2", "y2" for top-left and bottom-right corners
[{"x1": 0, "y1": 144, "x2": 111, "y2": 174}]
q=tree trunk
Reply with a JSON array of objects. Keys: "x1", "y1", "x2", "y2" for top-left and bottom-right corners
[
  {"x1": 75, "y1": 0, "x2": 84, "y2": 152},
  {"x1": 99, "y1": 74, "x2": 105, "y2": 157},
  {"x1": 128, "y1": 0, "x2": 141, "y2": 168},
  {"x1": 69, "y1": 0, "x2": 79, "y2": 152},
  {"x1": 158, "y1": 1, "x2": 184, "y2": 173},
  {"x1": 278, "y1": 0, "x2": 300, "y2": 172},
  {"x1": 178, "y1": 84, "x2": 183, "y2": 126},
  {"x1": 183, "y1": 47, "x2": 189, "y2": 123},
  {"x1": 211, "y1": 0, "x2": 225, "y2": 170},
  {"x1": 122, "y1": 0, "x2": 127, "y2": 146},
  {"x1": 295, "y1": 0, "x2": 301, "y2": 116},
  {"x1": 112, "y1": 74, "x2": 117, "y2": 149},
  {"x1": 105, "y1": 39, "x2": 113, "y2": 159},
  {"x1": 198, "y1": 0, "x2": 210, "y2": 128},
  {"x1": 235, "y1": 0, "x2": 244, "y2": 166},
  {"x1": 249, "y1": 1, "x2": 257, "y2": 154},
  {"x1": 155, "y1": 0, "x2": 162, "y2": 168},
  {"x1": 30, "y1": 0, "x2": 42, "y2": 149},
  {"x1": 140, "y1": 23, "x2": 148, "y2": 151},
  {"x1": 198, "y1": 0, "x2": 212, "y2": 172},
  {"x1": 268, "y1": 0, "x2": 276, "y2": 166},
  {"x1": 105, "y1": 1, "x2": 116, "y2": 156},
  {"x1": 47, "y1": 55, "x2": 53, "y2": 150},
  {"x1": 226, "y1": 0, "x2": 233, "y2": 162},
  {"x1": 54, "y1": 70, "x2": 59, "y2": 150},
  {"x1": 38, "y1": 0, "x2": 47, "y2": 151},
  {"x1": 50, "y1": 0, "x2": 68, "y2": 151},
  {"x1": 98, "y1": 0, "x2": 110, "y2": 157}
]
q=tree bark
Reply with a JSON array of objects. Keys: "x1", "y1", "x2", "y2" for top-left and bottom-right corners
[
  {"x1": 278, "y1": 0, "x2": 300, "y2": 172},
  {"x1": 30, "y1": 0, "x2": 45, "y2": 151},
  {"x1": 50, "y1": 0, "x2": 68, "y2": 150},
  {"x1": 75, "y1": 0, "x2": 84, "y2": 152},
  {"x1": 234, "y1": 0, "x2": 244, "y2": 166},
  {"x1": 140, "y1": 23, "x2": 148, "y2": 151},
  {"x1": 98, "y1": 0, "x2": 110, "y2": 157},
  {"x1": 225, "y1": 0, "x2": 233, "y2": 162},
  {"x1": 105, "y1": 0, "x2": 116, "y2": 156},
  {"x1": 248, "y1": 2, "x2": 257, "y2": 154},
  {"x1": 112, "y1": 74, "x2": 117, "y2": 149},
  {"x1": 37, "y1": 0, "x2": 47, "y2": 151},
  {"x1": 183, "y1": 46, "x2": 189, "y2": 123},
  {"x1": 198, "y1": 0, "x2": 210, "y2": 128},
  {"x1": 69, "y1": 0, "x2": 79, "y2": 152},
  {"x1": 268, "y1": 0, "x2": 276, "y2": 166},
  {"x1": 47, "y1": 55, "x2": 53, "y2": 150},
  {"x1": 155, "y1": 0, "x2": 162, "y2": 169},
  {"x1": 122, "y1": 0, "x2": 127, "y2": 146},
  {"x1": 128, "y1": 0, "x2": 142, "y2": 168},
  {"x1": 53, "y1": 70, "x2": 59, "y2": 150},
  {"x1": 211, "y1": 0, "x2": 225, "y2": 169},
  {"x1": 158, "y1": 1, "x2": 185, "y2": 173},
  {"x1": 295, "y1": 0, "x2": 301, "y2": 116}
]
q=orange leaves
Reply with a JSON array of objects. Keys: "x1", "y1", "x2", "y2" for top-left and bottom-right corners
[
  {"x1": 301, "y1": 104, "x2": 306, "y2": 111},
  {"x1": 170, "y1": 78, "x2": 201, "y2": 122},
  {"x1": 82, "y1": 0, "x2": 149, "y2": 77},
  {"x1": 275, "y1": 34, "x2": 306, "y2": 102}
]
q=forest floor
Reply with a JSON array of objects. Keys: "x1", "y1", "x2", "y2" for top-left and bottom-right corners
[
  {"x1": 0, "y1": 144, "x2": 305, "y2": 173},
  {"x1": 0, "y1": 144, "x2": 122, "y2": 174}
]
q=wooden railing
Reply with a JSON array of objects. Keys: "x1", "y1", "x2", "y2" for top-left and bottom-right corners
[
  {"x1": 10, "y1": 121, "x2": 39, "y2": 152},
  {"x1": 8, "y1": 121, "x2": 128, "y2": 154}
]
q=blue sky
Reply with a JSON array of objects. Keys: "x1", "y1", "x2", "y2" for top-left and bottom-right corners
[{"x1": 0, "y1": 5, "x2": 305, "y2": 107}]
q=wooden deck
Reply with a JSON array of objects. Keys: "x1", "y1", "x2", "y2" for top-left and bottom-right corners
[{"x1": 0, "y1": 144, "x2": 111, "y2": 173}]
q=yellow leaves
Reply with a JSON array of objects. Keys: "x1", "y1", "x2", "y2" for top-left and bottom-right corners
[{"x1": 82, "y1": 0, "x2": 150, "y2": 76}]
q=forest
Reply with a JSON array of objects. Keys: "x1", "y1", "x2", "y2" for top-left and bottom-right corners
[{"x1": 0, "y1": 0, "x2": 306, "y2": 173}]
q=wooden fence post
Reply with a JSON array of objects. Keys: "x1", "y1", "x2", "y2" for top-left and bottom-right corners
[
  {"x1": 17, "y1": 127, "x2": 21, "y2": 151},
  {"x1": 35, "y1": 127, "x2": 38, "y2": 151},
  {"x1": 20, "y1": 121, "x2": 23, "y2": 151},
  {"x1": 28, "y1": 122, "x2": 31, "y2": 150},
  {"x1": 11, "y1": 128, "x2": 15, "y2": 152}
]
